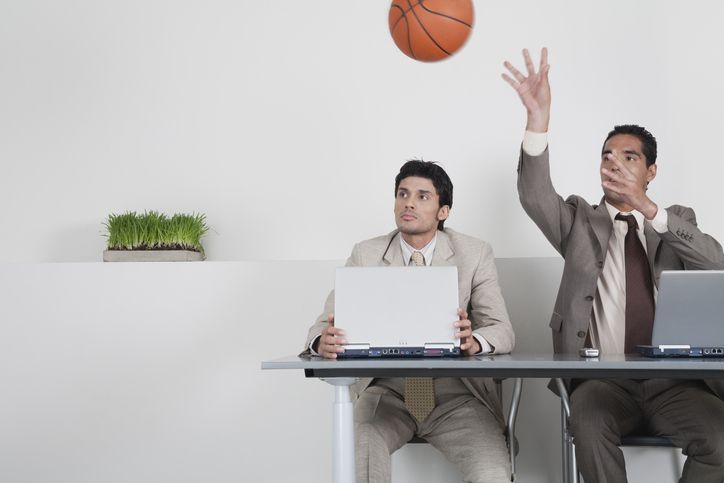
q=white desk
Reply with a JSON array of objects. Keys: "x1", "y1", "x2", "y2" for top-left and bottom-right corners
[{"x1": 262, "y1": 354, "x2": 724, "y2": 483}]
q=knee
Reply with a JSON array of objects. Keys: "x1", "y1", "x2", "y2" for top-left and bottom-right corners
[
  {"x1": 569, "y1": 408, "x2": 619, "y2": 444},
  {"x1": 355, "y1": 422, "x2": 391, "y2": 454},
  {"x1": 689, "y1": 433, "x2": 724, "y2": 466}
]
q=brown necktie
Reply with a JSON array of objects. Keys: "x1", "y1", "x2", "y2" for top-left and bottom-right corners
[
  {"x1": 404, "y1": 251, "x2": 435, "y2": 422},
  {"x1": 615, "y1": 213, "x2": 655, "y2": 353}
]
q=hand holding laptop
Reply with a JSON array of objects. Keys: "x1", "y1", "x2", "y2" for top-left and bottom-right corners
[
  {"x1": 315, "y1": 308, "x2": 479, "y2": 359},
  {"x1": 455, "y1": 308, "x2": 481, "y2": 355},
  {"x1": 315, "y1": 313, "x2": 347, "y2": 359}
]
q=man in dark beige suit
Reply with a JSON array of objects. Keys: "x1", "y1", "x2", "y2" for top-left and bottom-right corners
[
  {"x1": 304, "y1": 160, "x2": 515, "y2": 483},
  {"x1": 503, "y1": 48, "x2": 724, "y2": 482}
]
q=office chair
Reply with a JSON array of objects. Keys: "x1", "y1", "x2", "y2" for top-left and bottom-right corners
[
  {"x1": 555, "y1": 378, "x2": 680, "y2": 483},
  {"x1": 409, "y1": 378, "x2": 523, "y2": 482}
]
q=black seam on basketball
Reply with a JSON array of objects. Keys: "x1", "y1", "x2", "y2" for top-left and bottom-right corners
[
  {"x1": 402, "y1": 16, "x2": 416, "y2": 59},
  {"x1": 390, "y1": 1, "x2": 422, "y2": 33},
  {"x1": 419, "y1": 1, "x2": 472, "y2": 28},
  {"x1": 408, "y1": 0, "x2": 451, "y2": 56}
]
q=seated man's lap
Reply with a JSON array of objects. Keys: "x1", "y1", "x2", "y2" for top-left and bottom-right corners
[{"x1": 570, "y1": 379, "x2": 724, "y2": 452}]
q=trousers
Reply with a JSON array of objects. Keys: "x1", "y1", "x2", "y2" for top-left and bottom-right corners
[
  {"x1": 570, "y1": 378, "x2": 724, "y2": 483},
  {"x1": 354, "y1": 377, "x2": 510, "y2": 483}
]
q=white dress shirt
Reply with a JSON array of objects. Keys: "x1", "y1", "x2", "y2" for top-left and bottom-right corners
[{"x1": 522, "y1": 130, "x2": 669, "y2": 354}]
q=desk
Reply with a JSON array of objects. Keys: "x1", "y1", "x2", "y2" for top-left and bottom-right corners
[{"x1": 262, "y1": 354, "x2": 724, "y2": 482}]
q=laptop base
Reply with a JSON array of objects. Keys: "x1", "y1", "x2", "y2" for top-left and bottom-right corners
[
  {"x1": 637, "y1": 345, "x2": 724, "y2": 358},
  {"x1": 338, "y1": 346, "x2": 461, "y2": 359}
]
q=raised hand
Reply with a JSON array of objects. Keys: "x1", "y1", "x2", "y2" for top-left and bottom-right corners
[{"x1": 502, "y1": 48, "x2": 551, "y2": 132}]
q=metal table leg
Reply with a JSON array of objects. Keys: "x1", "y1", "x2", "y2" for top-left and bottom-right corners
[{"x1": 324, "y1": 378, "x2": 357, "y2": 483}]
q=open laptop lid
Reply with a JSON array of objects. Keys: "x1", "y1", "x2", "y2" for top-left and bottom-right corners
[
  {"x1": 638, "y1": 270, "x2": 724, "y2": 357},
  {"x1": 334, "y1": 266, "x2": 460, "y2": 357}
]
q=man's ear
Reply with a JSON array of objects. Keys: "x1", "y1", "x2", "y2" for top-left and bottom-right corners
[
  {"x1": 646, "y1": 163, "x2": 657, "y2": 184},
  {"x1": 438, "y1": 205, "x2": 450, "y2": 221}
]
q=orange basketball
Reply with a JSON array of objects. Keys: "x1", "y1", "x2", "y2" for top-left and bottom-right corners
[{"x1": 388, "y1": 0, "x2": 474, "y2": 62}]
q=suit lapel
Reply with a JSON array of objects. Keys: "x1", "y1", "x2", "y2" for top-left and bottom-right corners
[
  {"x1": 431, "y1": 230, "x2": 455, "y2": 266},
  {"x1": 644, "y1": 223, "x2": 661, "y2": 285},
  {"x1": 382, "y1": 231, "x2": 405, "y2": 266},
  {"x1": 590, "y1": 198, "x2": 613, "y2": 255}
]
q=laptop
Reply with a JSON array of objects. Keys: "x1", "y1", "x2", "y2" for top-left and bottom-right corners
[
  {"x1": 637, "y1": 270, "x2": 724, "y2": 358},
  {"x1": 334, "y1": 266, "x2": 461, "y2": 358}
]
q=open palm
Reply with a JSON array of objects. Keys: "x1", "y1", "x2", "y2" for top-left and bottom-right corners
[{"x1": 503, "y1": 48, "x2": 551, "y2": 119}]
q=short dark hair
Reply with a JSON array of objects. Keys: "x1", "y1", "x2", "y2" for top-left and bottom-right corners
[
  {"x1": 603, "y1": 124, "x2": 657, "y2": 167},
  {"x1": 394, "y1": 159, "x2": 453, "y2": 230}
]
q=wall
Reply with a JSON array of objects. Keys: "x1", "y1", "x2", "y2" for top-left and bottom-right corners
[
  {"x1": 0, "y1": 260, "x2": 684, "y2": 483},
  {"x1": 0, "y1": 1, "x2": 718, "y2": 482},
  {"x1": 1, "y1": 1, "x2": 723, "y2": 262}
]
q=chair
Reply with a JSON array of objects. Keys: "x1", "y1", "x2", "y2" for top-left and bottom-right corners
[
  {"x1": 555, "y1": 378, "x2": 680, "y2": 483},
  {"x1": 409, "y1": 378, "x2": 524, "y2": 482}
]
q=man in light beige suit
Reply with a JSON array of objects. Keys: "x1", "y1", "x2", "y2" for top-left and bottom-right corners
[{"x1": 304, "y1": 160, "x2": 515, "y2": 483}]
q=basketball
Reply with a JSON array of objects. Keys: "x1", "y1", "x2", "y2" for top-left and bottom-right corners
[{"x1": 388, "y1": 0, "x2": 474, "y2": 62}]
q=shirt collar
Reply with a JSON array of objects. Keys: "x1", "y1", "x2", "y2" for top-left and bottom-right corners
[
  {"x1": 400, "y1": 234, "x2": 437, "y2": 266},
  {"x1": 604, "y1": 200, "x2": 645, "y2": 231}
]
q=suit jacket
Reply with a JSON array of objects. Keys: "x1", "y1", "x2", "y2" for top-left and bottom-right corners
[
  {"x1": 517, "y1": 147, "x2": 724, "y2": 395},
  {"x1": 303, "y1": 228, "x2": 515, "y2": 424}
]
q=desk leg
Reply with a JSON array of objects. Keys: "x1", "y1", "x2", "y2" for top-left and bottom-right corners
[{"x1": 324, "y1": 378, "x2": 357, "y2": 483}]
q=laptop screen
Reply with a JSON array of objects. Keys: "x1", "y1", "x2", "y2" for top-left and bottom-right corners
[{"x1": 334, "y1": 266, "x2": 460, "y2": 350}]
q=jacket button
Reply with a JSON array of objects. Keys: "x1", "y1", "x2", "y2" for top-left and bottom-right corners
[
  {"x1": 597, "y1": 261, "x2": 603, "y2": 268},
  {"x1": 577, "y1": 331, "x2": 586, "y2": 338},
  {"x1": 585, "y1": 295, "x2": 594, "y2": 301}
]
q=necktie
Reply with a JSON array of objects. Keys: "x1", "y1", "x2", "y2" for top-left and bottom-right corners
[
  {"x1": 404, "y1": 251, "x2": 435, "y2": 422},
  {"x1": 615, "y1": 214, "x2": 655, "y2": 353}
]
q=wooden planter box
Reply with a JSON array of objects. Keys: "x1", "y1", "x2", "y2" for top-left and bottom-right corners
[{"x1": 103, "y1": 250, "x2": 205, "y2": 262}]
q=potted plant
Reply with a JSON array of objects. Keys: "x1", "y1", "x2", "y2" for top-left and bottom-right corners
[{"x1": 103, "y1": 211, "x2": 209, "y2": 262}]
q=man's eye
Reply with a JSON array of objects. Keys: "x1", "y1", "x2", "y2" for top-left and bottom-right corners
[
  {"x1": 421, "y1": 194, "x2": 429, "y2": 200},
  {"x1": 398, "y1": 191, "x2": 407, "y2": 198}
]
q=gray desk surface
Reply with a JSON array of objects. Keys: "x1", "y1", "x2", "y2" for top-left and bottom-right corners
[{"x1": 262, "y1": 354, "x2": 724, "y2": 379}]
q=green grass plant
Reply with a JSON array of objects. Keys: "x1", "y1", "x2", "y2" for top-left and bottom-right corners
[{"x1": 104, "y1": 211, "x2": 209, "y2": 254}]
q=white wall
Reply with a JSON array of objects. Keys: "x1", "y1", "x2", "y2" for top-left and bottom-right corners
[
  {"x1": 0, "y1": 261, "x2": 685, "y2": 483},
  {"x1": 1, "y1": 1, "x2": 723, "y2": 262}
]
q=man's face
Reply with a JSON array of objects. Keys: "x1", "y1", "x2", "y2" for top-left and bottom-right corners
[
  {"x1": 600, "y1": 134, "x2": 657, "y2": 206},
  {"x1": 394, "y1": 176, "x2": 449, "y2": 238}
]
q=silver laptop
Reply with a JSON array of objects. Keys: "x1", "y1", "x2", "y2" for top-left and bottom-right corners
[
  {"x1": 637, "y1": 270, "x2": 724, "y2": 358},
  {"x1": 334, "y1": 266, "x2": 460, "y2": 358}
]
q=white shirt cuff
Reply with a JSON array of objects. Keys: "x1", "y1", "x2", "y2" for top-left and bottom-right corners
[
  {"x1": 648, "y1": 207, "x2": 668, "y2": 233},
  {"x1": 473, "y1": 334, "x2": 492, "y2": 355},
  {"x1": 309, "y1": 336, "x2": 321, "y2": 356},
  {"x1": 522, "y1": 130, "x2": 548, "y2": 157}
]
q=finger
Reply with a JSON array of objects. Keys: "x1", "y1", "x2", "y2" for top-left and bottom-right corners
[
  {"x1": 327, "y1": 313, "x2": 335, "y2": 326},
  {"x1": 540, "y1": 47, "x2": 548, "y2": 71},
  {"x1": 606, "y1": 157, "x2": 635, "y2": 181},
  {"x1": 541, "y1": 63, "x2": 551, "y2": 87},
  {"x1": 501, "y1": 73, "x2": 519, "y2": 90},
  {"x1": 601, "y1": 180, "x2": 624, "y2": 194},
  {"x1": 458, "y1": 308, "x2": 468, "y2": 320},
  {"x1": 455, "y1": 329, "x2": 472, "y2": 339},
  {"x1": 523, "y1": 48, "x2": 536, "y2": 76},
  {"x1": 503, "y1": 61, "x2": 527, "y2": 83}
]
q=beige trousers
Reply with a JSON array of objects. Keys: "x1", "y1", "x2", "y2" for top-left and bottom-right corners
[{"x1": 354, "y1": 377, "x2": 511, "y2": 483}]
